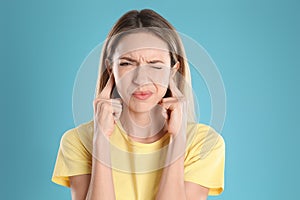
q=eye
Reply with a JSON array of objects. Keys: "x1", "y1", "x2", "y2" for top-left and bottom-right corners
[
  {"x1": 151, "y1": 66, "x2": 163, "y2": 69},
  {"x1": 148, "y1": 60, "x2": 164, "y2": 69},
  {"x1": 119, "y1": 62, "x2": 132, "y2": 66}
]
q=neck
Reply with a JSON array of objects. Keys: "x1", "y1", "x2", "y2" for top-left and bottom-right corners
[
  {"x1": 119, "y1": 104, "x2": 167, "y2": 143},
  {"x1": 126, "y1": 109, "x2": 151, "y2": 127}
]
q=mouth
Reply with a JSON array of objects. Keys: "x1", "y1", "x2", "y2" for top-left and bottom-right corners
[{"x1": 132, "y1": 90, "x2": 153, "y2": 100}]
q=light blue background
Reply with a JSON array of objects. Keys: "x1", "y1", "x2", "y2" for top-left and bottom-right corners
[{"x1": 1, "y1": 0, "x2": 299, "y2": 199}]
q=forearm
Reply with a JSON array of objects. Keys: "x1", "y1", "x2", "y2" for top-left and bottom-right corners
[
  {"x1": 156, "y1": 154, "x2": 186, "y2": 200},
  {"x1": 155, "y1": 136, "x2": 187, "y2": 200},
  {"x1": 86, "y1": 158, "x2": 115, "y2": 200},
  {"x1": 86, "y1": 135, "x2": 116, "y2": 200}
]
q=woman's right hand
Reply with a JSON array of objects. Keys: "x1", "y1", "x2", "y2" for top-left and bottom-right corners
[
  {"x1": 93, "y1": 73, "x2": 122, "y2": 144},
  {"x1": 86, "y1": 73, "x2": 120, "y2": 200}
]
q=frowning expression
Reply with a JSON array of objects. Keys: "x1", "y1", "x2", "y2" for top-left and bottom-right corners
[{"x1": 111, "y1": 32, "x2": 172, "y2": 113}]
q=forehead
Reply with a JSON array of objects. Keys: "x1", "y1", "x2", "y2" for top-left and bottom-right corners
[{"x1": 113, "y1": 32, "x2": 170, "y2": 59}]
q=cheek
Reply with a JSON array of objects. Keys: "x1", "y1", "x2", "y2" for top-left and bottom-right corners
[
  {"x1": 156, "y1": 86, "x2": 168, "y2": 98},
  {"x1": 115, "y1": 80, "x2": 128, "y2": 96},
  {"x1": 115, "y1": 74, "x2": 134, "y2": 105},
  {"x1": 150, "y1": 68, "x2": 171, "y2": 88},
  {"x1": 113, "y1": 67, "x2": 132, "y2": 84}
]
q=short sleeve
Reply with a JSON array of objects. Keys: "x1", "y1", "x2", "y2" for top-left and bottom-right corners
[
  {"x1": 51, "y1": 128, "x2": 92, "y2": 187},
  {"x1": 184, "y1": 124, "x2": 225, "y2": 195}
]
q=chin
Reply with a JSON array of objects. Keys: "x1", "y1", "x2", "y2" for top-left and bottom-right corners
[{"x1": 129, "y1": 101, "x2": 158, "y2": 113}]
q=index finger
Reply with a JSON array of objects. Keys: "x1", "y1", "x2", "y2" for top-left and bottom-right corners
[
  {"x1": 99, "y1": 73, "x2": 115, "y2": 99},
  {"x1": 169, "y1": 75, "x2": 184, "y2": 99}
]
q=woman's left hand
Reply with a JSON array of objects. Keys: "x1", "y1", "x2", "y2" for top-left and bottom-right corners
[{"x1": 158, "y1": 75, "x2": 188, "y2": 147}]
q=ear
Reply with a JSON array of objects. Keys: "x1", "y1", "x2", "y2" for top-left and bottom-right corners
[
  {"x1": 105, "y1": 58, "x2": 113, "y2": 76},
  {"x1": 171, "y1": 61, "x2": 180, "y2": 77}
]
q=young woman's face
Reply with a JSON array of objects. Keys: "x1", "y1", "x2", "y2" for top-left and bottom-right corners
[{"x1": 111, "y1": 32, "x2": 173, "y2": 113}]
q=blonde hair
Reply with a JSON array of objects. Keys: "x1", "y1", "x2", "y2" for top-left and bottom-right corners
[{"x1": 95, "y1": 9, "x2": 197, "y2": 122}]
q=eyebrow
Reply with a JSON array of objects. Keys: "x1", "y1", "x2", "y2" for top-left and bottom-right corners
[
  {"x1": 148, "y1": 60, "x2": 165, "y2": 64},
  {"x1": 119, "y1": 56, "x2": 165, "y2": 64},
  {"x1": 119, "y1": 56, "x2": 137, "y2": 62}
]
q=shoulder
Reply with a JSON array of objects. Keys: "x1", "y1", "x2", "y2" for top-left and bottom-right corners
[
  {"x1": 184, "y1": 123, "x2": 225, "y2": 196},
  {"x1": 52, "y1": 121, "x2": 93, "y2": 187},
  {"x1": 59, "y1": 120, "x2": 94, "y2": 155},
  {"x1": 186, "y1": 122, "x2": 225, "y2": 158}
]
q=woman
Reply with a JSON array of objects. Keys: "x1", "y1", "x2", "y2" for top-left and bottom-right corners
[{"x1": 52, "y1": 9, "x2": 225, "y2": 200}]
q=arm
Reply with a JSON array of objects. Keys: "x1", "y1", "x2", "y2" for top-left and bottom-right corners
[
  {"x1": 69, "y1": 159, "x2": 115, "y2": 200},
  {"x1": 156, "y1": 75, "x2": 209, "y2": 200},
  {"x1": 85, "y1": 120, "x2": 116, "y2": 200},
  {"x1": 85, "y1": 156, "x2": 116, "y2": 200},
  {"x1": 185, "y1": 181, "x2": 209, "y2": 200},
  {"x1": 70, "y1": 174, "x2": 91, "y2": 200},
  {"x1": 69, "y1": 138, "x2": 116, "y2": 200},
  {"x1": 155, "y1": 154, "x2": 187, "y2": 200},
  {"x1": 155, "y1": 153, "x2": 209, "y2": 200},
  {"x1": 69, "y1": 142, "x2": 115, "y2": 200},
  {"x1": 80, "y1": 72, "x2": 119, "y2": 200}
]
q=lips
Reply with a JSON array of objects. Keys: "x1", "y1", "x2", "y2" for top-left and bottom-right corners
[{"x1": 132, "y1": 91, "x2": 153, "y2": 100}]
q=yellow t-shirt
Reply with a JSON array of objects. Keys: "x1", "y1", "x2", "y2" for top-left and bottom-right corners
[{"x1": 51, "y1": 120, "x2": 225, "y2": 199}]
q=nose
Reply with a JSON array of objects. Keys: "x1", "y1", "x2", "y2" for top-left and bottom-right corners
[{"x1": 132, "y1": 65, "x2": 149, "y2": 85}]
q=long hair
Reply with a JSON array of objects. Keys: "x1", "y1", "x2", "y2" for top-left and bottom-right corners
[{"x1": 95, "y1": 9, "x2": 196, "y2": 122}]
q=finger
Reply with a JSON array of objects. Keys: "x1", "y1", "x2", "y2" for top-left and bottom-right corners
[
  {"x1": 94, "y1": 99, "x2": 122, "y2": 122},
  {"x1": 158, "y1": 97, "x2": 178, "y2": 111},
  {"x1": 111, "y1": 98, "x2": 123, "y2": 120},
  {"x1": 112, "y1": 105, "x2": 122, "y2": 121},
  {"x1": 161, "y1": 108, "x2": 169, "y2": 119},
  {"x1": 99, "y1": 73, "x2": 115, "y2": 99},
  {"x1": 169, "y1": 75, "x2": 184, "y2": 99},
  {"x1": 94, "y1": 98, "x2": 122, "y2": 116},
  {"x1": 111, "y1": 98, "x2": 123, "y2": 108},
  {"x1": 94, "y1": 97, "x2": 122, "y2": 108}
]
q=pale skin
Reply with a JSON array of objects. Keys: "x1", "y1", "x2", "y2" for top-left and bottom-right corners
[{"x1": 69, "y1": 32, "x2": 209, "y2": 200}]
